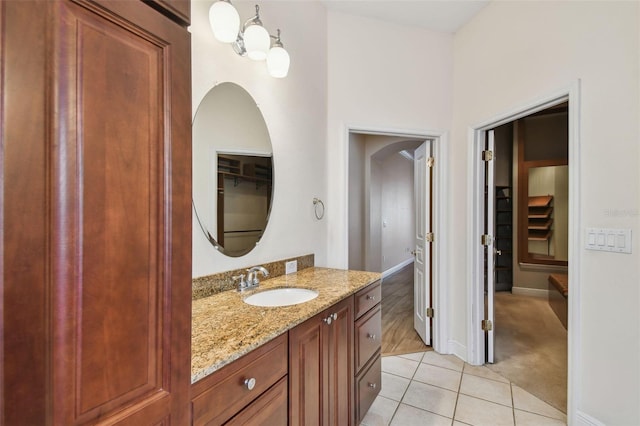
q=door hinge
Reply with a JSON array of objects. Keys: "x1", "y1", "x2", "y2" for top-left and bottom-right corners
[
  {"x1": 481, "y1": 234, "x2": 493, "y2": 246},
  {"x1": 482, "y1": 150, "x2": 493, "y2": 161},
  {"x1": 426, "y1": 307, "x2": 434, "y2": 318},
  {"x1": 426, "y1": 232, "x2": 434, "y2": 243},
  {"x1": 482, "y1": 320, "x2": 493, "y2": 331},
  {"x1": 427, "y1": 156, "x2": 435, "y2": 168}
]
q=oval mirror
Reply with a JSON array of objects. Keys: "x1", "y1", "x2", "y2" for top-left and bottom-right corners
[{"x1": 193, "y1": 82, "x2": 273, "y2": 257}]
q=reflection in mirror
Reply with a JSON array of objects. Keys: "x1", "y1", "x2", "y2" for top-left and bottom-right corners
[
  {"x1": 193, "y1": 82, "x2": 273, "y2": 257},
  {"x1": 527, "y1": 166, "x2": 568, "y2": 261}
]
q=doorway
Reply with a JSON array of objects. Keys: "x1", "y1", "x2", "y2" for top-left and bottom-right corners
[
  {"x1": 346, "y1": 128, "x2": 448, "y2": 353},
  {"x1": 468, "y1": 83, "x2": 581, "y2": 422},
  {"x1": 483, "y1": 106, "x2": 569, "y2": 412}
]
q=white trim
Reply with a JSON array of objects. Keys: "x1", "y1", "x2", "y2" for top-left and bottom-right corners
[
  {"x1": 511, "y1": 287, "x2": 549, "y2": 298},
  {"x1": 344, "y1": 124, "x2": 449, "y2": 353},
  {"x1": 466, "y1": 81, "x2": 582, "y2": 423},
  {"x1": 381, "y1": 258, "x2": 414, "y2": 278},
  {"x1": 447, "y1": 339, "x2": 467, "y2": 362},
  {"x1": 575, "y1": 411, "x2": 606, "y2": 426}
]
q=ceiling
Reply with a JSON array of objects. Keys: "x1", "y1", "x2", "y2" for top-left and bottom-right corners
[{"x1": 320, "y1": 0, "x2": 489, "y2": 33}]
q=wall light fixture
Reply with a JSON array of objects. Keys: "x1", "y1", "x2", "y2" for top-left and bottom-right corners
[{"x1": 209, "y1": 1, "x2": 290, "y2": 78}]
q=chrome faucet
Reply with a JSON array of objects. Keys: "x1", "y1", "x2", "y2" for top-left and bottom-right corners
[
  {"x1": 234, "y1": 265, "x2": 269, "y2": 292},
  {"x1": 246, "y1": 265, "x2": 269, "y2": 286}
]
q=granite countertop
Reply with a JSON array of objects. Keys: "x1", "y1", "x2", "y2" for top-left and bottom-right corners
[{"x1": 191, "y1": 267, "x2": 381, "y2": 383}]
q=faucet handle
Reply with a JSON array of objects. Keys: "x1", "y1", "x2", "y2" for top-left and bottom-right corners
[{"x1": 233, "y1": 274, "x2": 247, "y2": 291}]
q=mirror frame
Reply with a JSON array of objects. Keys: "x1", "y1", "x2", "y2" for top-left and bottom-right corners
[{"x1": 516, "y1": 113, "x2": 568, "y2": 266}]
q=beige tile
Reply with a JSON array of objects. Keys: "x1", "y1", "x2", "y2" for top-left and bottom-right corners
[
  {"x1": 382, "y1": 356, "x2": 420, "y2": 379},
  {"x1": 453, "y1": 422, "x2": 472, "y2": 426},
  {"x1": 380, "y1": 372, "x2": 410, "y2": 402},
  {"x1": 512, "y1": 385, "x2": 566, "y2": 421},
  {"x1": 454, "y1": 394, "x2": 514, "y2": 426},
  {"x1": 360, "y1": 395, "x2": 399, "y2": 426},
  {"x1": 463, "y1": 363, "x2": 510, "y2": 383},
  {"x1": 402, "y1": 380, "x2": 458, "y2": 418},
  {"x1": 398, "y1": 351, "x2": 426, "y2": 362},
  {"x1": 413, "y1": 363, "x2": 462, "y2": 392},
  {"x1": 422, "y1": 351, "x2": 465, "y2": 372},
  {"x1": 390, "y1": 403, "x2": 451, "y2": 426},
  {"x1": 460, "y1": 373, "x2": 513, "y2": 407},
  {"x1": 514, "y1": 409, "x2": 566, "y2": 425}
]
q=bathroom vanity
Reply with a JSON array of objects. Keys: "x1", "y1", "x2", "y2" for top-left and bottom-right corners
[{"x1": 191, "y1": 268, "x2": 381, "y2": 425}]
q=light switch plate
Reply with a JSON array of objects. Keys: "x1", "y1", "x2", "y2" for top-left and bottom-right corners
[
  {"x1": 586, "y1": 228, "x2": 632, "y2": 253},
  {"x1": 285, "y1": 260, "x2": 297, "y2": 274}
]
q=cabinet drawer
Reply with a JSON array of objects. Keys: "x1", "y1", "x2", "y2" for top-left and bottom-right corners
[
  {"x1": 356, "y1": 355, "x2": 381, "y2": 424},
  {"x1": 192, "y1": 333, "x2": 288, "y2": 426},
  {"x1": 226, "y1": 376, "x2": 288, "y2": 425},
  {"x1": 355, "y1": 280, "x2": 381, "y2": 318},
  {"x1": 355, "y1": 305, "x2": 382, "y2": 373}
]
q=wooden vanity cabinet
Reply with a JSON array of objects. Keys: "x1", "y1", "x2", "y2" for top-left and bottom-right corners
[
  {"x1": 1, "y1": 0, "x2": 192, "y2": 424},
  {"x1": 289, "y1": 296, "x2": 354, "y2": 426},
  {"x1": 354, "y1": 280, "x2": 382, "y2": 423},
  {"x1": 191, "y1": 334, "x2": 289, "y2": 426}
]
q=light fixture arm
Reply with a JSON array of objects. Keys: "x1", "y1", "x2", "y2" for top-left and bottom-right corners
[
  {"x1": 242, "y1": 5, "x2": 263, "y2": 32},
  {"x1": 270, "y1": 29, "x2": 284, "y2": 48}
]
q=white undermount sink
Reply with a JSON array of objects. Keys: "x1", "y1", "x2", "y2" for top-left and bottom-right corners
[{"x1": 243, "y1": 288, "x2": 319, "y2": 307}]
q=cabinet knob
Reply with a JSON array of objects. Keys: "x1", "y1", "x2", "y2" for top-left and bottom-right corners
[
  {"x1": 368, "y1": 382, "x2": 377, "y2": 389},
  {"x1": 367, "y1": 333, "x2": 376, "y2": 340},
  {"x1": 332, "y1": 313, "x2": 338, "y2": 321},
  {"x1": 366, "y1": 295, "x2": 376, "y2": 300},
  {"x1": 244, "y1": 378, "x2": 256, "y2": 390},
  {"x1": 323, "y1": 316, "x2": 332, "y2": 325}
]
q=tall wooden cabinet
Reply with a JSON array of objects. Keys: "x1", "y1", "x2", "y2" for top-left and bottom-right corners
[{"x1": 1, "y1": 0, "x2": 192, "y2": 424}]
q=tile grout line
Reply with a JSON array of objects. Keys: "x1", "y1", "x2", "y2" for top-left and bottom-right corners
[{"x1": 511, "y1": 382, "x2": 517, "y2": 426}]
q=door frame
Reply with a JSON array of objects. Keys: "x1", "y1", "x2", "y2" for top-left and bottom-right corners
[
  {"x1": 345, "y1": 125, "x2": 449, "y2": 353},
  {"x1": 466, "y1": 81, "x2": 581, "y2": 424}
]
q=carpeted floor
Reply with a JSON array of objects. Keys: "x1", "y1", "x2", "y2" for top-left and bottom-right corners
[{"x1": 487, "y1": 291, "x2": 568, "y2": 413}]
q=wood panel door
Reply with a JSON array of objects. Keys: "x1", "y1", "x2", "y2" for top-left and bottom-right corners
[
  {"x1": 289, "y1": 297, "x2": 354, "y2": 426},
  {"x1": 326, "y1": 297, "x2": 354, "y2": 426},
  {"x1": 289, "y1": 309, "x2": 324, "y2": 425},
  {"x1": 1, "y1": 0, "x2": 192, "y2": 424}
]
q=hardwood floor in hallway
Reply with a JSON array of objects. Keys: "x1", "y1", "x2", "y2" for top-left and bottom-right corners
[{"x1": 381, "y1": 263, "x2": 430, "y2": 356}]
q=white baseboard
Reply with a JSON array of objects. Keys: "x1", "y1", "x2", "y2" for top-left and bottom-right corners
[
  {"x1": 511, "y1": 287, "x2": 549, "y2": 298},
  {"x1": 575, "y1": 410, "x2": 605, "y2": 426},
  {"x1": 382, "y1": 258, "x2": 414, "y2": 279},
  {"x1": 447, "y1": 339, "x2": 467, "y2": 363}
]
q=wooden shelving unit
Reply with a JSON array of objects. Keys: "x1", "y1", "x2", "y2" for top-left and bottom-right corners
[
  {"x1": 495, "y1": 186, "x2": 513, "y2": 291},
  {"x1": 528, "y1": 195, "x2": 553, "y2": 243}
]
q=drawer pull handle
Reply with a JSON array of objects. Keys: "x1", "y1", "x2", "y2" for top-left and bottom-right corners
[
  {"x1": 366, "y1": 295, "x2": 376, "y2": 300},
  {"x1": 367, "y1": 333, "x2": 376, "y2": 340},
  {"x1": 244, "y1": 378, "x2": 256, "y2": 390},
  {"x1": 368, "y1": 382, "x2": 377, "y2": 389}
]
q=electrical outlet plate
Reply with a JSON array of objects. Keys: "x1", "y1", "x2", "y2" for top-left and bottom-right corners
[{"x1": 285, "y1": 260, "x2": 297, "y2": 274}]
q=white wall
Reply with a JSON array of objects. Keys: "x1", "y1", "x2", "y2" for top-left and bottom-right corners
[
  {"x1": 191, "y1": 0, "x2": 328, "y2": 277},
  {"x1": 380, "y1": 153, "x2": 414, "y2": 272},
  {"x1": 452, "y1": 2, "x2": 639, "y2": 424},
  {"x1": 326, "y1": 10, "x2": 453, "y2": 268},
  {"x1": 348, "y1": 133, "x2": 366, "y2": 270}
]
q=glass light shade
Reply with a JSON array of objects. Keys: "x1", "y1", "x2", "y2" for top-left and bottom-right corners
[
  {"x1": 209, "y1": 1, "x2": 240, "y2": 43},
  {"x1": 243, "y1": 24, "x2": 270, "y2": 61},
  {"x1": 267, "y1": 46, "x2": 290, "y2": 78}
]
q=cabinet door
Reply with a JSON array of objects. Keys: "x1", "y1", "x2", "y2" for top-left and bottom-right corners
[
  {"x1": 289, "y1": 297, "x2": 354, "y2": 426},
  {"x1": 326, "y1": 297, "x2": 354, "y2": 426},
  {"x1": 289, "y1": 311, "x2": 325, "y2": 426},
  {"x1": 1, "y1": 0, "x2": 192, "y2": 424}
]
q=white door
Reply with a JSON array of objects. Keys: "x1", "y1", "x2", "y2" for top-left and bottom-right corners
[
  {"x1": 413, "y1": 141, "x2": 432, "y2": 345},
  {"x1": 485, "y1": 131, "x2": 496, "y2": 363}
]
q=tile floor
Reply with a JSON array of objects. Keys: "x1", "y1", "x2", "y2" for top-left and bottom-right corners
[{"x1": 361, "y1": 351, "x2": 567, "y2": 426}]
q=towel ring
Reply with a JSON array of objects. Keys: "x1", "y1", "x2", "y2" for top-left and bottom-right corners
[{"x1": 313, "y1": 198, "x2": 325, "y2": 220}]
